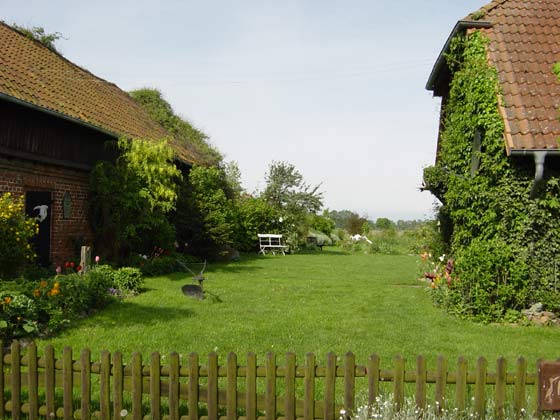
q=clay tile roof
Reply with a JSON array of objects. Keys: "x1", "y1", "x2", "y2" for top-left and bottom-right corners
[
  {"x1": 0, "y1": 22, "x2": 199, "y2": 164},
  {"x1": 429, "y1": 0, "x2": 560, "y2": 154}
]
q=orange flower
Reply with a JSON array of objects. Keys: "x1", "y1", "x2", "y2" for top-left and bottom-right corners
[
  {"x1": 50, "y1": 288, "x2": 60, "y2": 296},
  {"x1": 40, "y1": 280, "x2": 47, "y2": 288},
  {"x1": 3, "y1": 297, "x2": 11, "y2": 305},
  {"x1": 34, "y1": 289, "x2": 41, "y2": 297}
]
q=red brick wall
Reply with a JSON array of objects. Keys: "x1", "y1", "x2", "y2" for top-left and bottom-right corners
[{"x1": 0, "y1": 157, "x2": 93, "y2": 267}]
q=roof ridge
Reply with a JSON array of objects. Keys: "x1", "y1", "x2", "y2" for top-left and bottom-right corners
[
  {"x1": 465, "y1": 0, "x2": 510, "y2": 21},
  {"x1": 0, "y1": 21, "x2": 124, "y2": 95}
]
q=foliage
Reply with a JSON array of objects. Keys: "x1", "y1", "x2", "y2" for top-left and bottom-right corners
[
  {"x1": 90, "y1": 138, "x2": 180, "y2": 264},
  {"x1": 310, "y1": 211, "x2": 336, "y2": 236},
  {"x1": 129, "y1": 88, "x2": 222, "y2": 166},
  {"x1": 375, "y1": 217, "x2": 395, "y2": 231},
  {"x1": 112, "y1": 267, "x2": 144, "y2": 294},
  {"x1": 175, "y1": 165, "x2": 238, "y2": 258},
  {"x1": 422, "y1": 31, "x2": 560, "y2": 320},
  {"x1": 344, "y1": 212, "x2": 369, "y2": 235},
  {"x1": 235, "y1": 196, "x2": 282, "y2": 252},
  {"x1": 12, "y1": 24, "x2": 63, "y2": 52},
  {"x1": 263, "y1": 161, "x2": 323, "y2": 222},
  {"x1": 0, "y1": 192, "x2": 38, "y2": 279},
  {"x1": 0, "y1": 265, "x2": 118, "y2": 341}
]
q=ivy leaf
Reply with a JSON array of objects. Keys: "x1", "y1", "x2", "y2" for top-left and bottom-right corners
[{"x1": 0, "y1": 320, "x2": 7, "y2": 329}]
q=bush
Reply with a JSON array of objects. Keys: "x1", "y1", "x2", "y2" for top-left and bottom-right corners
[
  {"x1": 0, "y1": 192, "x2": 38, "y2": 279},
  {"x1": 429, "y1": 238, "x2": 529, "y2": 322},
  {"x1": 113, "y1": 267, "x2": 144, "y2": 294}
]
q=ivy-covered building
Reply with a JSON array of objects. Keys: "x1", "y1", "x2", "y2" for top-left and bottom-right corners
[
  {"x1": 0, "y1": 22, "x2": 202, "y2": 267},
  {"x1": 423, "y1": 0, "x2": 560, "y2": 320}
]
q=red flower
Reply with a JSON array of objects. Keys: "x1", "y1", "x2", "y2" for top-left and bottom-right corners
[
  {"x1": 70, "y1": 262, "x2": 75, "y2": 268},
  {"x1": 64, "y1": 261, "x2": 70, "y2": 268},
  {"x1": 76, "y1": 265, "x2": 82, "y2": 272}
]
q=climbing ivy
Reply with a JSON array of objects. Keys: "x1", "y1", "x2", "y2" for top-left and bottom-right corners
[{"x1": 423, "y1": 31, "x2": 560, "y2": 322}]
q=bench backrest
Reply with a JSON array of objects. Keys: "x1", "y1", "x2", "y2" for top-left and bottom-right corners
[{"x1": 258, "y1": 234, "x2": 283, "y2": 246}]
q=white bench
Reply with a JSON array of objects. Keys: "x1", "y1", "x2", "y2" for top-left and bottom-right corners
[{"x1": 258, "y1": 234, "x2": 288, "y2": 255}]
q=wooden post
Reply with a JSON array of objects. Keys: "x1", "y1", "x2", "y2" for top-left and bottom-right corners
[
  {"x1": 415, "y1": 355, "x2": 427, "y2": 411},
  {"x1": 285, "y1": 353, "x2": 296, "y2": 420},
  {"x1": 169, "y1": 352, "x2": 180, "y2": 420},
  {"x1": 393, "y1": 355, "x2": 405, "y2": 411},
  {"x1": 368, "y1": 354, "x2": 380, "y2": 406},
  {"x1": 80, "y1": 246, "x2": 92, "y2": 274},
  {"x1": 265, "y1": 352, "x2": 277, "y2": 420},
  {"x1": 226, "y1": 352, "x2": 238, "y2": 420},
  {"x1": 304, "y1": 353, "x2": 316, "y2": 420}
]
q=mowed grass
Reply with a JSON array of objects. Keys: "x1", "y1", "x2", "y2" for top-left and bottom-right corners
[{"x1": 38, "y1": 248, "x2": 560, "y2": 368}]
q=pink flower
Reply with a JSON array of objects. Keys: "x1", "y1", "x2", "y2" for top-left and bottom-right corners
[
  {"x1": 55, "y1": 266, "x2": 62, "y2": 274},
  {"x1": 95, "y1": 255, "x2": 100, "y2": 263}
]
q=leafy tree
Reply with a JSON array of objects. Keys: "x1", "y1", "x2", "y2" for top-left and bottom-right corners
[
  {"x1": 262, "y1": 161, "x2": 323, "y2": 248},
  {"x1": 174, "y1": 165, "x2": 237, "y2": 258},
  {"x1": 375, "y1": 217, "x2": 395, "y2": 231},
  {"x1": 129, "y1": 88, "x2": 222, "y2": 166},
  {"x1": 310, "y1": 211, "x2": 335, "y2": 236},
  {"x1": 12, "y1": 24, "x2": 63, "y2": 52},
  {"x1": 345, "y1": 212, "x2": 368, "y2": 235},
  {"x1": 90, "y1": 138, "x2": 180, "y2": 264},
  {"x1": 263, "y1": 161, "x2": 323, "y2": 215}
]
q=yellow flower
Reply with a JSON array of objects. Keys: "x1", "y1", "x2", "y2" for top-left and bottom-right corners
[
  {"x1": 34, "y1": 289, "x2": 41, "y2": 297},
  {"x1": 40, "y1": 281, "x2": 47, "y2": 288},
  {"x1": 3, "y1": 297, "x2": 11, "y2": 305}
]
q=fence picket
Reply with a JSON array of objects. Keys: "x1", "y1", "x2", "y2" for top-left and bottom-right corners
[
  {"x1": 226, "y1": 352, "x2": 237, "y2": 420},
  {"x1": 100, "y1": 350, "x2": 111, "y2": 419},
  {"x1": 304, "y1": 353, "x2": 316, "y2": 420},
  {"x1": 393, "y1": 355, "x2": 405, "y2": 411},
  {"x1": 44, "y1": 345, "x2": 55, "y2": 418},
  {"x1": 474, "y1": 357, "x2": 487, "y2": 418},
  {"x1": 131, "y1": 352, "x2": 143, "y2": 420},
  {"x1": 113, "y1": 351, "x2": 124, "y2": 420},
  {"x1": 514, "y1": 357, "x2": 527, "y2": 419},
  {"x1": 344, "y1": 352, "x2": 355, "y2": 413},
  {"x1": 62, "y1": 346, "x2": 73, "y2": 420},
  {"x1": 150, "y1": 352, "x2": 161, "y2": 420},
  {"x1": 325, "y1": 352, "x2": 336, "y2": 420},
  {"x1": 456, "y1": 356, "x2": 468, "y2": 411},
  {"x1": 415, "y1": 355, "x2": 427, "y2": 410},
  {"x1": 265, "y1": 352, "x2": 277, "y2": 420},
  {"x1": 368, "y1": 354, "x2": 380, "y2": 406},
  {"x1": 27, "y1": 342, "x2": 38, "y2": 420},
  {"x1": 495, "y1": 358, "x2": 506, "y2": 419},
  {"x1": 247, "y1": 353, "x2": 257, "y2": 420},
  {"x1": 188, "y1": 353, "x2": 199, "y2": 420},
  {"x1": 435, "y1": 355, "x2": 447, "y2": 411},
  {"x1": 169, "y1": 352, "x2": 180, "y2": 420},
  {"x1": 11, "y1": 341, "x2": 21, "y2": 420},
  {"x1": 208, "y1": 352, "x2": 219, "y2": 420},
  {"x1": 80, "y1": 348, "x2": 91, "y2": 420},
  {"x1": 285, "y1": 353, "x2": 296, "y2": 420}
]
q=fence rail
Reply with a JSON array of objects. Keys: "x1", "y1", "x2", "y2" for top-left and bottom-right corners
[{"x1": 0, "y1": 341, "x2": 541, "y2": 420}]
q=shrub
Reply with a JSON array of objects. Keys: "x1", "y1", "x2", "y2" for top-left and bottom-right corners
[
  {"x1": 0, "y1": 292, "x2": 38, "y2": 339},
  {"x1": 235, "y1": 197, "x2": 282, "y2": 252},
  {"x1": 0, "y1": 192, "x2": 38, "y2": 279},
  {"x1": 113, "y1": 267, "x2": 144, "y2": 294}
]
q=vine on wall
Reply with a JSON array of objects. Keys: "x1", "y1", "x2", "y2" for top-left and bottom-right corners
[{"x1": 423, "y1": 31, "x2": 560, "y2": 322}]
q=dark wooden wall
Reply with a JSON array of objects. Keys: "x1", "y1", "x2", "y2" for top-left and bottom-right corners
[{"x1": 0, "y1": 99, "x2": 117, "y2": 169}]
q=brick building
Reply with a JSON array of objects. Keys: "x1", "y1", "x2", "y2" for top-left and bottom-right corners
[{"x1": 0, "y1": 23, "x2": 199, "y2": 267}]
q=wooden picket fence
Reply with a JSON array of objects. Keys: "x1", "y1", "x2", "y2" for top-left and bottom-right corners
[{"x1": 0, "y1": 341, "x2": 541, "y2": 420}]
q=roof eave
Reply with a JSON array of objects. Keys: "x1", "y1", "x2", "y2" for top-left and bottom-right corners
[
  {"x1": 0, "y1": 92, "x2": 119, "y2": 139},
  {"x1": 426, "y1": 20, "x2": 493, "y2": 93}
]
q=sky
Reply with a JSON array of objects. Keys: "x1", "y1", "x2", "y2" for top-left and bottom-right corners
[{"x1": 2, "y1": 0, "x2": 488, "y2": 221}]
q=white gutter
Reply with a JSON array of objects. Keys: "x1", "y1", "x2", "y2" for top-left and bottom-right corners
[{"x1": 510, "y1": 150, "x2": 560, "y2": 198}]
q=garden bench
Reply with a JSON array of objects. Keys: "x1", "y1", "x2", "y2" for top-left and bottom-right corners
[{"x1": 258, "y1": 234, "x2": 288, "y2": 255}]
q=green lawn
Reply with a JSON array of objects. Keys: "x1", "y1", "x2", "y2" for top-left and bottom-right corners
[{"x1": 38, "y1": 248, "x2": 560, "y2": 369}]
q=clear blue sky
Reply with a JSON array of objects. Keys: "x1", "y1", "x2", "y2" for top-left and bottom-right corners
[{"x1": 2, "y1": 0, "x2": 488, "y2": 220}]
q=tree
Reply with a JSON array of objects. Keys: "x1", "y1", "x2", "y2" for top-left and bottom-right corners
[
  {"x1": 12, "y1": 24, "x2": 63, "y2": 52},
  {"x1": 375, "y1": 217, "x2": 395, "y2": 231},
  {"x1": 90, "y1": 138, "x2": 180, "y2": 263},
  {"x1": 345, "y1": 212, "x2": 368, "y2": 235},
  {"x1": 263, "y1": 161, "x2": 323, "y2": 215}
]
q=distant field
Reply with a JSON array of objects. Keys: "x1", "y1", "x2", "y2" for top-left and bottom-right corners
[{"x1": 38, "y1": 248, "x2": 560, "y2": 369}]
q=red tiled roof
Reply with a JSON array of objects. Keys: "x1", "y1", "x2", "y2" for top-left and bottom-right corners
[
  {"x1": 429, "y1": 0, "x2": 560, "y2": 154},
  {"x1": 0, "y1": 22, "x2": 199, "y2": 164}
]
